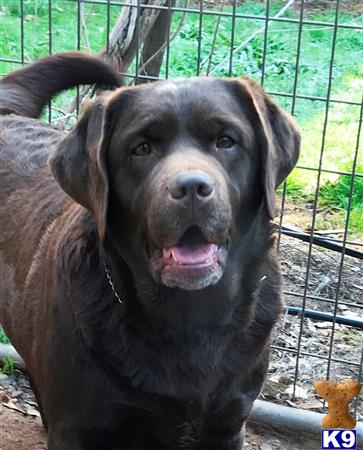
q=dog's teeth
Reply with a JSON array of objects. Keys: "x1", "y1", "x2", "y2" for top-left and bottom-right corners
[{"x1": 171, "y1": 249, "x2": 178, "y2": 262}]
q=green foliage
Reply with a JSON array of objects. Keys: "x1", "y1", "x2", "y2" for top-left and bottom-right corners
[
  {"x1": 277, "y1": 177, "x2": 308, "y2": 200},
  {"x1": 1, "y1": 357, "x2": 16, "y2": 374},
  {"x1": 319, "y1": 170, "x2": 363, "y2": 211},
  {"x1": 165, "y1": 4, "x2": 363, "y2": 106},
  {"x1": 0, "y1": 1, "x2": 119, "y2": 66},
  {"x1": 0, "y1": 329, "x2": 10, "y2": 344},
  {"x1": 349, "y1": 207, "x2": 363, "y2": 233},
  {"x1": 0, "y1": 330, "x2": 16, "y2": 374},
  {"x1": 318, "y1": 165, "x2": 363, "y2": 233},
  {"x1": 4, "y1": 0, "x2": 50, "y2": 17}
]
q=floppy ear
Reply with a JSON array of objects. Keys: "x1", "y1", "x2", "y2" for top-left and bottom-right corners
[
  {"x1": 235, "y1": 78, "x2": 300, "y2": 219},
  {"x1": 48, "y1": 98, "x2": 110, "y2": 240}
]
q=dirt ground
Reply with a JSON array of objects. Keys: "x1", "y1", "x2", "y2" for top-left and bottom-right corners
[{"x1": 0, "y1": 407, "x2": 47, "y2": 450}]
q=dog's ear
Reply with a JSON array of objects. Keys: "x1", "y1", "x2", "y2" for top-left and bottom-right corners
[
  {"x1": 48, "y1": 98, "x2": 110, "y2": 240},
  {"x1": 234, "y1": 78, "x2": 300, "y2": 219}
]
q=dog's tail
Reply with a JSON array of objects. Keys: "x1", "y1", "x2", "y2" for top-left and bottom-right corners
[{"x1": 0, "y1": 52, "x2": 121, "y2": 118}]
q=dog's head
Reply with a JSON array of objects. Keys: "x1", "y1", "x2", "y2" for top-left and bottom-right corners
[{"x1": 49, "y1": 78, "x2": 299, "y2": 291}]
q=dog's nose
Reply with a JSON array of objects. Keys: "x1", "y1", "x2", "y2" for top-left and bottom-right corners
[{"x1": 169, "y1": 171, "x2": 215, "y2": 202}]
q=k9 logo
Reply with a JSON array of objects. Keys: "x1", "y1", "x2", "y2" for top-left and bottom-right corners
[{"x1": 321, "y1": 430, "x2": 357, "y2": 449}]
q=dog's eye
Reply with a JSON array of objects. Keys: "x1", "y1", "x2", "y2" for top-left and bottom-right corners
[
  {"x1": 132, "y1": 142, "x2": 152, "y2": 156},
  {"x1": 216, "y1": 135, "x2": 235, "y2": 149}
]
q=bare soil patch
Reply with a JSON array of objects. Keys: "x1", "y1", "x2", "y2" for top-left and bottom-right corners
[{"x1": 0, "y1": 405, "x2": 46, "y2": 450}]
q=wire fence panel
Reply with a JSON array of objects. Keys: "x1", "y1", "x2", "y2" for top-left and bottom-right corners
[{"x1": 1, "y1": 0, "x2": 362, "y2": 419}]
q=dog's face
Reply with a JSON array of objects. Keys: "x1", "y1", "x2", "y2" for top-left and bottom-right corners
[
  {"x1": 106, "y1": 79, "x2": 259, "y2": 290},
  {"x1": 49, "y1": 77, "x2": 300, "y2": 291}
]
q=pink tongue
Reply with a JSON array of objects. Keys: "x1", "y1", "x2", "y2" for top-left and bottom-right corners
[{"x1": 163, "y1": 244, "x2": 216, "y2": 265}]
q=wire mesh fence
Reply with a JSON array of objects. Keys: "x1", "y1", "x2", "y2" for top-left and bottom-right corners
[{"x1": 1, "y1": 0, "x2": 362, "y2": 420}]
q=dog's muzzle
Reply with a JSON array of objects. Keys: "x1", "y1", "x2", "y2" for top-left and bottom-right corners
[{"x1": 147, "y1": 169, "x2": 231, "y2": 290}]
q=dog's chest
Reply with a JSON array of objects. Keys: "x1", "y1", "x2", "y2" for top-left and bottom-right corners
[
  {"x1": 176, "y1": 420, "x2": 199, "y2": 449},
  {"x1": 148, "y1": 400, "x2": 208, "y2": 448},
  {"x1": 97, "y1": 338, "x2": 227, "y2": 446}
]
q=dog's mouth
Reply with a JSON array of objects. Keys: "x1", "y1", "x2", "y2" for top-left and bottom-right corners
[{"x1": 149, "y1": 226, "x2": 228, "y2": 290}]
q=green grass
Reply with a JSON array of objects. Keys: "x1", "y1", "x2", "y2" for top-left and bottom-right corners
[
  {"x1": 1, "y1": 357, "x2": 16, "y2": 374},
  {"x1": 320, "y1": 168, "x2": 363, "y2": 211},
  {"x1": 1, "y1": 0, "x2": 362, "y2": 234},
  {"x1": 0, "y1": 330, "x2": 15, "y2": 374},
  {"x1": 319, "y1": 164, "x2": 363, "y2": 233},
  {"x1": 0, "y1": 328, "x2": 10, "y2": 344}
]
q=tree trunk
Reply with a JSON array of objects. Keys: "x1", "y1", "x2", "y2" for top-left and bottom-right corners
[{"x1": 138, "y1": 1, "x2": 175, "y2": 83}]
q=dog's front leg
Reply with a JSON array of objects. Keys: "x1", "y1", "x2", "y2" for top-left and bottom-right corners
[
  {"x1": 195, "y1": 427, "x2": 244, "y2": 450},
  {"x1": 47, "y1": 429, "x2": 86, "y2": 450},
  {"x1": 199, "y1": 434, "x2": 243, "y2": 450}
]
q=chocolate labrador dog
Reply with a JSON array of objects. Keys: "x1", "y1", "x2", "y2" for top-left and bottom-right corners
[{"x1": 0, "y1": 52, "x2": 300, "y2": 450}]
